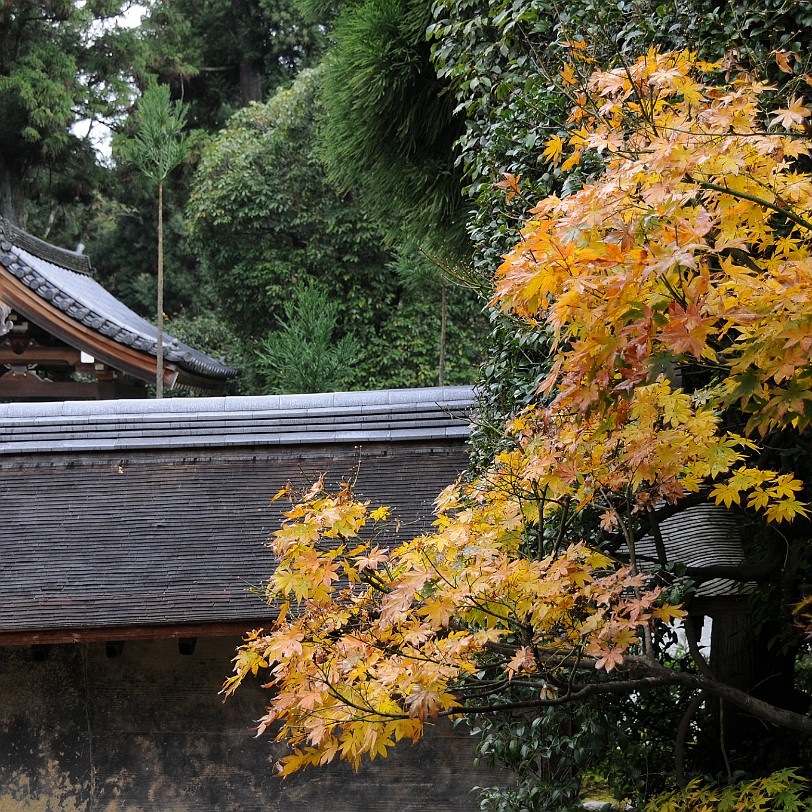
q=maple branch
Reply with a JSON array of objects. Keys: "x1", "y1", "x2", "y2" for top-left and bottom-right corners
[
  {"x1": 721, "y1": 247, "x2": 764, "y2": 275},
  {"x1": 682, "y1": 535, "x2": 784, "y2": 583},
  {"x1": 357, "y1": 569, "x2": 392, "y2": 594},
  {"x1": 551, "y1": 496, "x2": 570, "y2": 557},
  {"x1": 455, "y1": 678, "x2": 512, "y2": 699},
  {"x1": 444, "y1": 675, "x2": 684, "y2": 716},
  {"x1": 682, "y1": 614, "x2": 714, "y2": 680},
  {"x1": 629, "y1": 546, "x2": 783, "y2": 585},
  {"x1": 619, "y1": 497, "x2": 656, "y2": 659},
  {"x1": 692, "y1": 177, "x2": 812, "y2": 233},
  {"x1": 313, "y1": 667, "x2": 406, "y2": 722},
  {"x1": 646, "y1": 505, "x2": 668, "y2": 565},
  {"x1": 445, "y1": 658, "x2": 812, "y2": 738},
  {"x1": 602, "y1": 490, "x2": 708, "y2": 554},
  {"x1": 623, "y1": 658, "x2": 812, "y2": 737}
]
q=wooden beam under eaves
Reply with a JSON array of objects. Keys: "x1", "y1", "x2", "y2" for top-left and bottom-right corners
[
  {"x1": 0, "y1": 621, "x2": 274, "y2": 647},
  {"x1": 0, "y1": 377, "x2": 146, "y2": 400},
  {"x1": 0, "y1": 347, "x2": 83, "y2": 365}
]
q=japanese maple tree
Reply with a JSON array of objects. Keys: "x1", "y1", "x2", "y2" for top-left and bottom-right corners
[{"x1": 226, "y1": 50, "x2": 812, "y2": 794}]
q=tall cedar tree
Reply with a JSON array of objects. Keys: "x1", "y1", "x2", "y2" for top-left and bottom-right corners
[
  {"x1": 115, "y1": 83, "x2": 188, "y2": 398},
  {"x1": 0, "y1": 0, "x2": 142, "y2": 226}
]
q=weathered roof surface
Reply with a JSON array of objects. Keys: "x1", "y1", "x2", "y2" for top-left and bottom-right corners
[
  {"x1": 0, "y1": 386, "x2": 474, "y2": 454},
  {"x1": 0, "y1": 388, "x2": 474, "y2": 639},
  {"x1": 636, "y1": 503, "x2": 751, "y2": 599},
  {"x1": 0, "y1": 219, "x2": 238, "y2": 384}
]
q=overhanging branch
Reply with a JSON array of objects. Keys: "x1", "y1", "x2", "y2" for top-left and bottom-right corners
[{"x1": 443, "y1": 654, "x2": 812, "y2": 737}]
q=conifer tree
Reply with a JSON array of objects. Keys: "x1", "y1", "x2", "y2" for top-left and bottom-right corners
[{"x1": 115, "y1": 83, "x2": 188, "y2": 397}]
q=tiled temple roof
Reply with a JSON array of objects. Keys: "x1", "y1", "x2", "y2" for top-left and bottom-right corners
[
  {"x1": 0, "y1": 219, "x2": 238, "y2": 387},
  {"x1": 0, "y1": 388, "x2": 474, "y2": 640}
]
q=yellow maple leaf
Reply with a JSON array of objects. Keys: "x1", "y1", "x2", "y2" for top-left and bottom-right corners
[
  {"x1": 560, "y1": 149, "x2": 582, "y2": 172},
  {"x1": 542, "y1": 133, "x2": 565, "y2": 165},
  {"x1": 560, "y1": 62, "x2": 577, "y2": 87},
  {"x1": 370, "y1": 505, "x2": 391, "y2": 522},
  {"x1": 770, "y1": 97, "x2": 811, "y2": 129},
  {"x1": 652, "y1": 604, "x2": 688, "y2": 623}
]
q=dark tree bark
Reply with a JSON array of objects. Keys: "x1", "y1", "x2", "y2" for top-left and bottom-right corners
[
  {"x1": 239, "y1": 55, "x2": 263, "y2": 106},
  {"x1": 235, "y1": 0, "x2": 263, "y2": 106},
  {"x1": 709, "y1": 608, "x2": 807, "y2": 775},
  {"x1": 0, "y1": 159, "x2": 17, "y2": 222}
]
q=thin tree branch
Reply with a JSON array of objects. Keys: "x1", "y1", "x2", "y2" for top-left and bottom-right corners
[
  {"x1": 675, "y1": 691, "x2": 705, "y2": 788},
  {"x1": 683, "y1": 615, "x2": 714, "y2": 680},
  {"x1": 692, "y1": 177, "x2": 812, "y2": 233}
]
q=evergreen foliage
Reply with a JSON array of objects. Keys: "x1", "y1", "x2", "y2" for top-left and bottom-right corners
[
  {"x1": 317, "y1": 0, "x2": 467, "y2": 254},
  {"x1": 115, "y1": 83, "x2": 188, "y2": 187},
  {"x1": 258, "y1": 283, "x2": 361, "y2": 393},
  {"x1": 187, "y1": 67, "x2": 391, "y2": 338},
  {"x1": 0, "y1": 0, "x2": 144, "y2": 225}
]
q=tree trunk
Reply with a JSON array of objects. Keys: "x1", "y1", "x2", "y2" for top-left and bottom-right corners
[
  {"x1": 239, "y1": 55, "x2": 262, "y2": 106},
  {"x1": 156, "y1": 182, "x2": 164, "y2": 399},
  {"x1": 709, "y1": 611, "x2": 758, "y2": 774},
  {"x1": 438, "y1": 275, "x2": 447, "y2": 386},
  {"x1": 709, "y1": 609, "x2": 806, "y2": 776},
  {"x1": 235, "y1": 0, "x2": 263, "y2": 106},
  {"x1": 0, "y1": 159, "x2": 17, "y2": 223}
]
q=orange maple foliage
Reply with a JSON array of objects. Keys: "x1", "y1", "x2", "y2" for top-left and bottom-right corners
[
  {"x1": 497, "y1": 48, "x2": 812, "y2": 444},
  {"x1": 224, "y1": 478, "x2": 671, "y2": 774},
  {"x1": 226, "y1": 50, "x2": 812, "y2": 774}
]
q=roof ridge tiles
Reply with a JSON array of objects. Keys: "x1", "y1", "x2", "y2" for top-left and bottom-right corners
[
  {"x1": 1, "y1": 219, "x2": 93, "y2": 276},
  {"x1": 0, "y1": 386, "x2": 476, "y2": 454},
  {"x1": 0, "y1": 386, "x2": 475, "y2": 418}
]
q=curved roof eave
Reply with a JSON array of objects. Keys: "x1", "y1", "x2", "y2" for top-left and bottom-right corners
[{"x1": 0, "y1": 221, "x2": 239, "y2": 385}]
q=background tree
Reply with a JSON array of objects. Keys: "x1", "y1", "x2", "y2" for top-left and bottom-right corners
[
  {"x1": 308, "y1": 0, "x2": 478, "y2": 386},
  {"x1": 188, "y1": 67, "x2": 484, "y2": 389},
  {"x1": 258, "y1": 283, "x2": 361, "y2": 393},
  {"x1": 115, "y1": 82, "x2": 188, "y2": 397},
  {"x1": 67, "y1": 0, "x2": 327, "y2": 350},
  {"x1": 142, "y1": 0, "x2": 326, "y2": 124},
  {"x1": 0, "y1": 0, "x2": 144, "y2": 226}
]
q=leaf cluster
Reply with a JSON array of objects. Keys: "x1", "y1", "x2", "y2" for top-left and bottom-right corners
[
  {"x1": 115, "y1": 81, "x2": 188, "y2": 186},
  {"x1": 646, "y1": 768, "x2": 811, "y2": 812},
  {"x1": 225, "y1": 462, "x2": 682, "y2": 775},
  {"x1": 429, "y1": 0, "x2": 812, "y2": 442}
]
